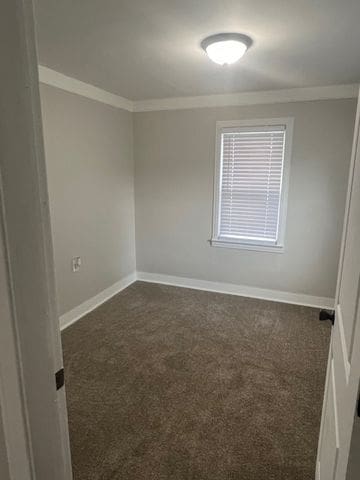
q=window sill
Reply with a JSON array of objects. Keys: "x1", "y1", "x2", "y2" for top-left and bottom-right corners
[{"x1": 210, "y1": 238, "x2": 284, "y2": 253}]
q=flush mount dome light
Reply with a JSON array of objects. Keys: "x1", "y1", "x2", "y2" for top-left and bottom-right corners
[{"x1": 201, "y1": 33, "x2": 252, "y2": 65}]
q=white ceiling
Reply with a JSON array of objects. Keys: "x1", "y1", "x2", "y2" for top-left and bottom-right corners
[{"x1": 34, "y1": 0, "x2": 360, "y2": 101}]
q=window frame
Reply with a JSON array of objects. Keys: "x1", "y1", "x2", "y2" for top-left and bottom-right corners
[{"x1": 211, "y1": 117, "x2": 294, "y2": 253}]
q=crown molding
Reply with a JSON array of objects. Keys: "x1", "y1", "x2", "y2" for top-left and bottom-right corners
[
  {"x1": 38, "y1": 66, "x2": 358, "y2": 113},
  {"x1": 133, "y1": 84, "x2": 359, "y2": 112},
  {"x1": 38, "y1": 66, "x2": 134, "y2": 111}
]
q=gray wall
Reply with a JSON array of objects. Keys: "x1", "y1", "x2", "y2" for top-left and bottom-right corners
[
  {"x1": 134, "y1": 99, "x2": 356, "y2": 299},
  {"x1": 39, "y1": 91, "x2": 356, "y2": 313},
  {"x1": 40, "y1": 84, "x2": 135, "y2": 315}
]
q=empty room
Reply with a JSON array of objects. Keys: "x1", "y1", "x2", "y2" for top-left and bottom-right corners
[{"x1": 2, "y1": 1, "x2": 360, "y2": 480}]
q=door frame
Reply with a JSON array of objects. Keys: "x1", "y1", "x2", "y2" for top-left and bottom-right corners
[
  {"x1": 335, "y1": 88, "x2": 360, "y2": 306},
  {"x1": 316, "y1": 88, "x2": 360, "y2": 479},
  {"x1": 0, "y1": 0, "x2": 72, "y2": 478}
]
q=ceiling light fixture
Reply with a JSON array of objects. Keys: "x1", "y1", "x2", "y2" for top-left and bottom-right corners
[{"x1": 201, "y1": 33, "x2": 252, "y2": 65}]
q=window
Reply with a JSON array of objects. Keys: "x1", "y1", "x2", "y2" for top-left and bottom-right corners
[{"x1": 211, "y1": 118, "x2": 293, "y2": 252}]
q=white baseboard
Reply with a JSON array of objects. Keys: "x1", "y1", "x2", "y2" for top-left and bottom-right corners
[
  {"x1": 59, "y1": 272, "x2": 136, "y2": 330},
  {"x1": 136, "y1": 271, "x2": 334, "y2": 309},
  {"x1": 60, "y1": 270, "x2": 334, "y2": 330}
]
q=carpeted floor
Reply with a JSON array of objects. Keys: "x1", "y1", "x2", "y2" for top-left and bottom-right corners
[{"x1": 62, "y1": 281, "x2": 331, "y2": 480}]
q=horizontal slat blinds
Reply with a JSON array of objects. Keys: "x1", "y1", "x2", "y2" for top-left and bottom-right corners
[{"x1": 218, "y1": 126, "x2": 286, "y2": 244}]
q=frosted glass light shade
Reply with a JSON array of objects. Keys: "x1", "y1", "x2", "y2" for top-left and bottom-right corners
[{"x1": 201, "y1": 33, "x2": 252, "y2": 66}]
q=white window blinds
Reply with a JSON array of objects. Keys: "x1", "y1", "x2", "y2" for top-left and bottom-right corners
[{"x1": 216, "y1": 124, "x2": 287, "y2": 246}]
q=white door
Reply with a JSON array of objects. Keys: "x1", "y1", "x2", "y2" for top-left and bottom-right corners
[{"x1": 316, "y1": 89, "x2": 360, "y2": 480}]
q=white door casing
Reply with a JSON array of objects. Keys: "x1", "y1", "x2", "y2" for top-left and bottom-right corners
[
  {"x1": 0, "y1": 0, "x2": 72, "y2": 478},
  {"x1": 317, "y1": 89, "x2": 360, "y2": 480}
]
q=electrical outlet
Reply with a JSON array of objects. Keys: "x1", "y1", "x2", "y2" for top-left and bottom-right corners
[{"x1": 72, "y1": 256, "x2": 81, "y2": 272}]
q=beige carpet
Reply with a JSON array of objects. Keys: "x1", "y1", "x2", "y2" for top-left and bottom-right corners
[{"x1": 62, "y1": 281, "x2": 331, "y2": 480}]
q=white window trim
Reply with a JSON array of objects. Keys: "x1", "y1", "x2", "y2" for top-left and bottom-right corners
[{"x1": 211, "y1": 117, "x2": 294, "y2": 253}]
